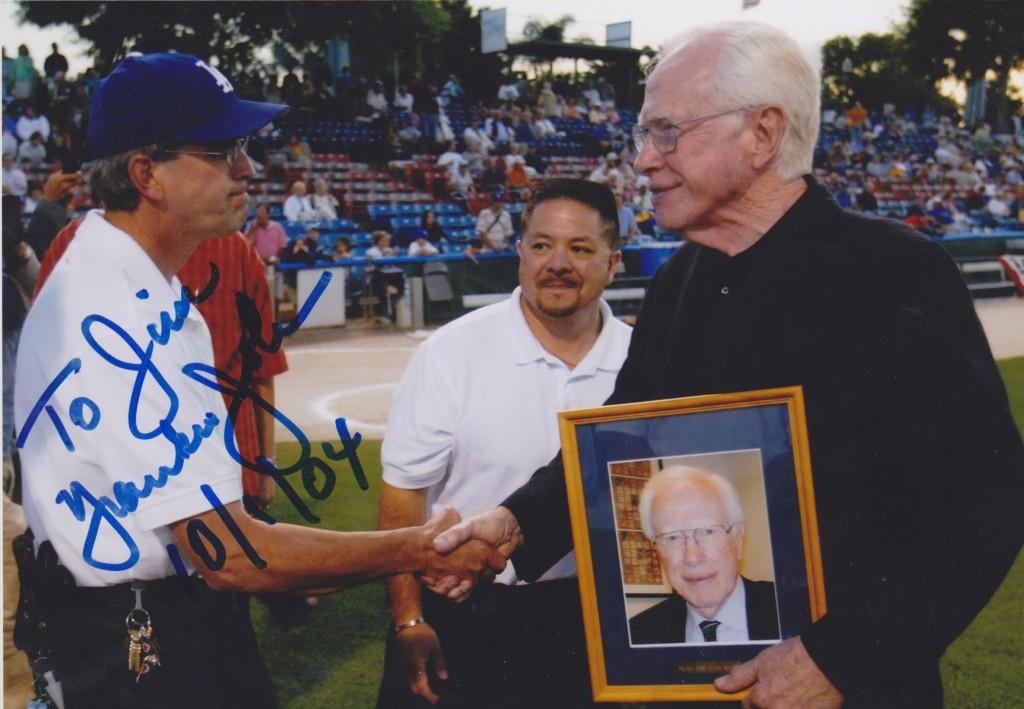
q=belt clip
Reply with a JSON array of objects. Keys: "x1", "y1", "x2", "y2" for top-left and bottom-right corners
[{"x1": 130, "y1": 581, "x2": 146, "y2": 610}]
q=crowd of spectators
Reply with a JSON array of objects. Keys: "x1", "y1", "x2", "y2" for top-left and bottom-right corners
[{"x1": 5, "y1": 43, "x2": 1024, "y2": 286}]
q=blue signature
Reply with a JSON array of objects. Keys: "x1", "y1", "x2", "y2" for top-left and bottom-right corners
[{"x1": 19, "y1": 268, "x2": 366, "y2": 574}]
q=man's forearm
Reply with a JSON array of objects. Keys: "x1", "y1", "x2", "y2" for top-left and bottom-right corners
[
  {"x1": 379, "y1": 484, "x2": 429, "y2": 623},
  {"x1": 252, "y1": 377, "x2": 275, "y2": 460}
]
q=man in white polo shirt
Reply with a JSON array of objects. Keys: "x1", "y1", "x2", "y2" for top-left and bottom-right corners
[
  {"x1": 377, "y1": 179, "x2": 632, "y2": 708},
  {"x1": 13, "y1": 52, "x2": 501, "y2": 709}
]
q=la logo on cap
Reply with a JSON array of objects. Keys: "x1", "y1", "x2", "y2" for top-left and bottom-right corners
[{"x1": 195, "y1": 59, "x2": 234, "y2": 94}]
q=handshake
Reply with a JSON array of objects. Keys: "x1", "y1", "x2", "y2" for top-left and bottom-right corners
[{"x1": 418, "y1": 506, "x2": 523, "y2": 601}]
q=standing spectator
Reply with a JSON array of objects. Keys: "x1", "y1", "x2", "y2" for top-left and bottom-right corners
[
  {"x1": 310, "y1": 178, "x2": 340, "y2": 220},
  {"x1": 16, "y1": 132, "x2": 46, "y2": 166},
  {"x1": 15, "y1": 105, "x2": 50, "y2": 143},
  {"x1": 10, "y1": 45, "x2": 37, "y2": 101},
  {"x1": 367, "y1": 231, "x2": 405, "y2": 323},
  {"x1": 845, "y1": 100, "x2": 868, "y2": 145},
  {"x1": 1, "y1": 153, "x2": 27, "y2": 197},
  {"x1": 43, "y1": 43, "x2": 68, "y2": 80},
  {"x1": 283, "y1": 181, "x2": 316, "y2": 222},
  {"x1": 410, "y1": 77, "x2": 438, "y2": 149},
  {"x1": 441, "y1": 75, "x2": 464, "y2": 104},
  {"x1": 245, "y1": 204, "x2": 288, "y2": 262},
  {"x1": 475, "y1": 198, "x2": 514, "y2": 251}
]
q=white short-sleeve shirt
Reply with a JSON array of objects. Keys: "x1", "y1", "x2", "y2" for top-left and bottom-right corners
[
  {"x1": 15, "y1": 211, "x2": 242, "y2": 586},
  {"x1": 382, "y1": 288, "x2": 632, "y2": 583}
]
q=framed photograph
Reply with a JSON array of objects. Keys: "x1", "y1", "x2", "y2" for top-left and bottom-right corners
[{"x1": 559, "y1": 386, "x2": 826, "y2": 702}]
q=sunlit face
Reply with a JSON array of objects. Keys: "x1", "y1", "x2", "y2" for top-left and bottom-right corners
[
  {"x1": 651, "y1": 481, "x2": 744, "y2": 619},
  {"x1": 156, "y1": 145, "x2": 254, "y2": 240},
  {"x1": 517, "y1": 198, "x2": 620, "y2": 320},
  {"x1": 634, "y1": 48, "x2": 755, "y2": 237}
]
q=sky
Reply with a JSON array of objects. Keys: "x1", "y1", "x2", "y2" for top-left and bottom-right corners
[{"x1": 2, "y1": 0, "x2": 914, "y2": 77}]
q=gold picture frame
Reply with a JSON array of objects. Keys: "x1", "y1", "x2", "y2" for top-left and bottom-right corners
[{"x1": 559, "y1": 386, "x2": 826, "y2": 702}]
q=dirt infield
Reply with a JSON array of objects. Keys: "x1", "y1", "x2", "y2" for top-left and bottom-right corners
[{"x1": 276, "y1": 297, "x2": 1024, "y2": 441}]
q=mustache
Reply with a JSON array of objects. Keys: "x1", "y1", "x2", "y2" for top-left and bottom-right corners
[{"x1": 538, "y1": 276, "x2": 580, "y2": 288}]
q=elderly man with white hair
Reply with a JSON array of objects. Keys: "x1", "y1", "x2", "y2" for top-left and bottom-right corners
[
  {"x1": 629, "y1": 467, "x2": 779, "y2": 645},
  {"x1": 434, "y1": 20, "x2": 1023, "y2": 709}
]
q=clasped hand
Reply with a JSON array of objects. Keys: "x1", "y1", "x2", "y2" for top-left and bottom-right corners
[
  {"x1": 420, "y1": 506, "x2": 522, "y2": 601},
  {"x1": 418, "y1": 507, "x2": 508, "y2": 588}
]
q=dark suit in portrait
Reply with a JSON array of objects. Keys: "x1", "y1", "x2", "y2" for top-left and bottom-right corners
[{"x1": 628, "y1": 577, "x2": 780, "y2": 644}]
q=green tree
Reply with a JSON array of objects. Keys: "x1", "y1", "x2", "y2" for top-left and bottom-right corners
[
  {"x1": 522, "y1": 14, "x2": 575, "y2": 43},
  {"x1": 903, "y1": 0, "x2": 1024, "y2": 130},
  {"x1": 820, "y1": 32, "x2": 955, "y2": 114},
  {"x1": 16, "y1": 1, "x2": 453, "y2": 91}
]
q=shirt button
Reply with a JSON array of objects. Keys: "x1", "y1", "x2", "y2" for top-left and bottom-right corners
[{"x1": 720, "y1": 286, "x2": 730, "y2": 295}]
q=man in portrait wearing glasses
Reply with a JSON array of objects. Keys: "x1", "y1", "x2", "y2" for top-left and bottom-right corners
[
  {"x1": 432, "y1": 21, "x2": 1023, "y2": 709},
  {"x1": 628, "y1": 467, "x2": 779, "y2": 645},
  {"x1": 14, "y1": 53, "x2": 502, "y2": 708}
]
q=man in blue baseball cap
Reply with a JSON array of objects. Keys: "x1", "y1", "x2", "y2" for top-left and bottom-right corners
[{"x1": 13, "y1": 52, "x2": 503, "y2": 708}]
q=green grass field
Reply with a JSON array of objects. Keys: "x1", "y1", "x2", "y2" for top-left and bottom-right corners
[{"x1": 255, "y1": 356, "x2": 1024, "y2": 708}]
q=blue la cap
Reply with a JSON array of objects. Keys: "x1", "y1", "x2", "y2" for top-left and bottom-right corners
[{"x1": 88, "y1": 52, "x2": 288, "y2": 159}]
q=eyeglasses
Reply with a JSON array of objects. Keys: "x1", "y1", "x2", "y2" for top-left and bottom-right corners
[
  {"x1": 631, "y1": 108, "x2": 748, "y2": 154},
  {"x1": 653, "y1": 525, "x2": 734, "y2": 551},
  {"x1": 164, "y1": 136, "x2": 250, "y2": 164}
]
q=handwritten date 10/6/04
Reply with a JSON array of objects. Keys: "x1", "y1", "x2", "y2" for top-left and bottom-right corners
[{"x1": 18, "y1": 269, "x2": 363, "y2": 575}]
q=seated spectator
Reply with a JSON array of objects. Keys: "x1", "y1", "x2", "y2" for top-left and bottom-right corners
[
  {"x1": 511, "y1": 115, "x2": 536, "y2": 144},
  {"x1": 421, "y1": 210, "x2": 447, "y2": 243},
  {"x1": 393, "y1": 85, "x2": 414, "y2": 113},
  {"x1": 536, "y1": 81, "x2": 559, "y2": 117},
  {"x1": 856, "y1": 184, "x2": 879, "y2": 211},
  {"x1": 244, "y1": 204, "x2": 288, "y2": 263},
  {"x1": 283, "y1": 181, "x2": 317, "y2": 222},
  {"x1": 332, "y1": 236, "x2": 353, "y2": 261},
  {"x1": 367, "y1": 80, "x2": 389, "y2": 113},
  {"x1": 903, "y1": 204, "x2": 939, "y2": 236},
  {"x1": 310, "y1": 178, "x2": 340, "y2": 220},
  {"x1": 2, "y1": 128, "x2": 18, "y2": 157},
  {"x1": 615, "y1": 192, "x2": 639, "y2": 243},
  {"x1": 408, "y1": 230, "x2": 439, "y2": 257},
  {"x1": 484, "y1": 111, "x2": 512, "y2": 151},
  {"x1": 2, "y1": 153, "x2": 28, "y2": 197},
  {"x1": 15, "y1": 105, "x2": 50, "y2": 143},
  {"x1": 22, "y1": 181, "x2": 43, "y2": 214},
  {"x1": 282, "y1": 225, "x2": 327, "y2": 267},
  {"x1": 17, "y1": 132, "x2": 47, "y2": 166},
  {"x1": 507, "y1": 161, "x2": 530, "y2": 190},
  {"x1": 588, "y1": 155, "x2": 609, "y2": 183},
  {"x1": 532, "y1": 111, "x2": 557, "y2": 140},
  {"x1": 283, "y1": 134, "x2": 313, "y2": 167},
  {"x1": 633, "y1": 183, "x2": 654, "y2": 214},
  {"x1": 437, "y1": 141, "x2": 464, "y2": 175},
  {"x1": 463, "y1": 117, "x2": 494, "y2": 155},
  {"x1": 479, "y1": 157, "x2": 507, "y2": 192},
  {"x1": 448, "y1": 163, "x2": 475, "y2": 200},
  {"x1": 367, "y1": 231, "x2": 405, "y2": 323},
  {"x1": 987, "y1": 191, "x2": 1011, "y2": 219},
  {"x1": 497, "y1": 78, "x2": 519, "y2": 103},
  {"x1": 475, "y1": 197, "x2": 514, "y2": 251}
]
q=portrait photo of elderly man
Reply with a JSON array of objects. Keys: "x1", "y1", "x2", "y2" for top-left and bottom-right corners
[{"x1": 629, "y1": 466, "x2": 780, "y2": 645}]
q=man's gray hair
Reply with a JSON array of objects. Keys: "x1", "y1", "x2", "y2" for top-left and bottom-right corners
[
  {"x1": 653, "y1": 21, "x2": 820, "y2": 180},
  {"x1": 638, "y1": 466, "x2": 745, "y2": 541},
  {"x1": 88, "y1": 144, "x2": 162, "y2": 212}
]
